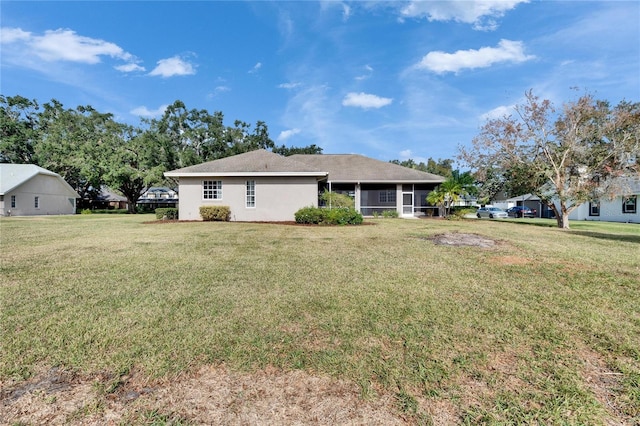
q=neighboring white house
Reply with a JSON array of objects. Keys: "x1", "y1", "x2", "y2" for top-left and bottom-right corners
[
  {"x1": 568, "y1": 178, "x2": 640, "y2": 223},
  {"x1": 0, "y1": 164, "x2": 79, "y2": 216},
  {"x1": 164, "y1": 149, "x2": 445, "y2": 222},
  {"x1": 497, "y1": 178, "x2": 640, "y2": 223}
]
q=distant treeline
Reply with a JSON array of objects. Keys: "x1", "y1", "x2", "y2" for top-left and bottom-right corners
[{"x1": 0, "y1": 96, "x2": 322, "y2": 212}]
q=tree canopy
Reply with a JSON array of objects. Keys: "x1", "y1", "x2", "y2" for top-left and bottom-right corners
[
  {"x1": 0, "y1": 95, "x2": 322, "y2": 212},
  {"x1": 390, "y1": 157, "x2": 454, "y2": 178},
  {"x1": 459, "y1": 90, "x2": 640, "y2": 228}
]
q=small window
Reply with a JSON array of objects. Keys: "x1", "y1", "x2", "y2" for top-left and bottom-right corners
[
  {"x1": 246, "y1": 180, "x2": 255, "y2": 208},
  {"x1": 203, "y1": 180, "x2": 222, "y2": 200},
  {"x1": 622, "y1": 196, "x2": 637, "y2": 214},
  {"x1": 11, "y1": 195, "x2": 16, "y2": 208},
  {"x1": 34, "y1": 196, "x2": 39, "y2": 209},
  {"x1": 379, "y1": 190, "x2": 396, "y2": 204},
  {"x1": 589, "y1": 201, "x2": 600, "y2": 216}
]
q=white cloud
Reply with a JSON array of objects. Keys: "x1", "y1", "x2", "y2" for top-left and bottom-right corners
[
  {"x1": 415, "y1": 39, "x2": 534, "y2": 74},
  {"x1": 130, "y1": 104, "x2": 168, "y2": 118},
  {"x1": 278, "y1": 10, "x2": 294, "y2": 41},
  {"x1": 149, "y1": 56, "x2": 196, "y2": 77},
  {"x1": 207, "y1": 85, "x2": 231, "y2": 99},
  {"x1": 277, "y1": 128, "x2": 301, "y2": 141},
  {"x1": 249, "y1": 62, "x2": 262, "y2": 73},
  {"x1": 279, "y1": 84, "x2": 337, "y2": 151},
  {"x1": 319, "y1": 1, "x2": 352, "y2": 21},
  {"x1": 480, "y1": 104, "x2": 515, "y2": 121},
  {"x1": 342, "y1": 3, "x2": 352, "y2": 21},
  {"x1": 398, "y1": 149, "x2": 430, "y2": 164},
  {"x1": 0, "y1": 27, "x2": 31, "y2": 43},
  {"x1": 115, "y1": 63, "x2": 145, "y2": 72},
  {"x1": 355, "y1": 64, "x2": 374, "y2": 81},
  {"x1": 400, "y1": 0, "x2": 528, "y2": 30},
  {"x1": 278, "y1": 82, "x2": 302, "y2": 89},
  {"x1": 342, "y1": 92, "x2": 393, "y2": 109},
  {"x1": 399, "y1": 149, "x2": 413, "y2": 158},
  {"x1": 0, "y1": 27, "x2": 141, "y2": 68}
]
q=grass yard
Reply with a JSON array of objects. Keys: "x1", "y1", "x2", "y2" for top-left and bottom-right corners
[{"x1": 1, "y1": 215, "x2": 639, "y2": 424}]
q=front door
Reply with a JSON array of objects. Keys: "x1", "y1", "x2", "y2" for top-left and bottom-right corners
[{"x1": 402, "y1": 192, "x2": 413, "y2": 216}]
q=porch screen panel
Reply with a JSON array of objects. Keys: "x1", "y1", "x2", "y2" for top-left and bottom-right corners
[
  {"x1": 360, "y1": 184, "x2": 397, "y2": 216},
  {"x1": 320, "y1": 183, "x2": 356, "y2": 207},
  {"x1": 415, "y1": 184, "x2": 438, "y2": 216},
  {"x1": 402, "y1": 193, "x2": 413, "y2": 214}
]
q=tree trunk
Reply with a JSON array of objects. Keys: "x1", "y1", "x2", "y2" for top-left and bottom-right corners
[
  {"x1": 118, "y1": 180, "x2": 145, "y2": 214},
  {"x1": 545, "y1": 202, "x2": 571, "y2": 229},
  {"x1": 554, "y1": 204, "x2": 571, "y2": 229},
  {"x1": 555, "y1": 213, "x2": 571, "y2": 229}
]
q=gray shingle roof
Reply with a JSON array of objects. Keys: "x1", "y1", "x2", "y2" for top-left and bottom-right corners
[
  {"x1": 164, "y1": 149, "x2": 446, "y2": 183},
  {"x1": 290, "y1": 154, "x2": 446, "y2": 183},
  {"x1": 164, "y1": 149, "x2": 327, "y2": 176}
]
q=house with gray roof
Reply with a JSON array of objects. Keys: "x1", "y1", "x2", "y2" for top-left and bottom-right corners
[
  {"x1": 136, "y1": 187, "x2": 178, "y2": 211},
  {"x1": 164, "y1": 149, "x2": 445, "y2": 221},
  {"x1": 290, "y1": 153, "x2": 445, "y2": 217},
  {"x1": 0, "y1": 164, "x2": 79, "y2": 216}
]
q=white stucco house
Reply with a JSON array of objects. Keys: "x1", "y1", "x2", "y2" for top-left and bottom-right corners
[
  {"x1": 0, "y1": 164, "x2": 79, "y2": 216},
  {"x1": 164, "y1": 149, "x2": 445, "y2": 221},
  {"x1": 500, "y1": 178, "x2": 640, "y2": 223},
  {"x1": 568, "y1": 178, "x2": 640, "y2": 223}
]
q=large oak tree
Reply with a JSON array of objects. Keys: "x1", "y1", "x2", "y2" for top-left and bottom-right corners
[{"x1": 459, "y1": 91, "x2": 639, "y2": 229}]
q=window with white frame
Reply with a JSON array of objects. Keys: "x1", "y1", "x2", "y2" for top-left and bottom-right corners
[
  {"x1": 11, "y1": 195, "x2": 16, "y2": 208},
  {"x1": 622, "y1": 195, "x2": 637, "y2": 214},
  {"x1": 589, "y1": 200, "x2": 600, "y2": 216},
  {"x1": 203, "y1": 180, "x2": 222, "y2": 200},
  {"x1": 379, "y1": 190, "x2": 396, "y2": 204},
  {"x1": 246, "y1": 180, "x2": 255, "y2": 208},
  {"x1": 34, "y1": 196, "x2": 39, "y2": 209}
]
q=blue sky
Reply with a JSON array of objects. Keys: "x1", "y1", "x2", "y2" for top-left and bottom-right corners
[{"x1": 1, "y1": 1, "x2": 638, "y2": 165}]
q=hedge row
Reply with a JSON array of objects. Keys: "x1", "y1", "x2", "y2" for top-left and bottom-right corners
[
  {"x1": 155, "y1": 208, "x2": 179, "y2": 220},
  {"x1": 199, "y1": 205, "x2": 231, "y2": 221},
  {"x1": 294, "y1": 206, "x2": 363, "y2": 225}
]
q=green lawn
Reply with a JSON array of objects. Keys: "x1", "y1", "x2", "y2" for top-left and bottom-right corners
[{"x1": 1, "y1": 215, "x2": 638, "y2": 424}]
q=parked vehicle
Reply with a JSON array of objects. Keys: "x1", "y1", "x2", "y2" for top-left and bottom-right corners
[
  {"x1": 476, "y1": 207, "x2": 508, "y2": 219},
  {"x1": 506, "y1": 206, "x2": 537, "y2": 218}
]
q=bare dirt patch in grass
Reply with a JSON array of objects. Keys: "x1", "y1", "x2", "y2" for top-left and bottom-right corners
[
  {"x1": 431, "y1": 233, "x2": 497, "y2": 248},
  {"x1": 576, "y1": 346, "x2": 632, "y2": 425},
  {"x1": 1, "y1": 366, "x2": 405, "y2": 425}
]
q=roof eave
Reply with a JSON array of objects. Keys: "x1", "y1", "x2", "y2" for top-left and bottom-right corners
[
  {"x1": 164, "y1": 171, "x2": 328, "y2": 178},
  {"x1": 327, "y1": 179, "x2": 445, "y2": 184}
]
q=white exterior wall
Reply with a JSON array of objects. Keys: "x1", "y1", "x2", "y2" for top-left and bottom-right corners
[
  {"x1": 0, "y1": 174, "x2": 77, "y2": 216},
  {"x1": 177, "y1": 176, "x2": 319, "y2": 221},
  {"x1": 570, "y1": 196, "x2": 640, "y2": 223}
]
